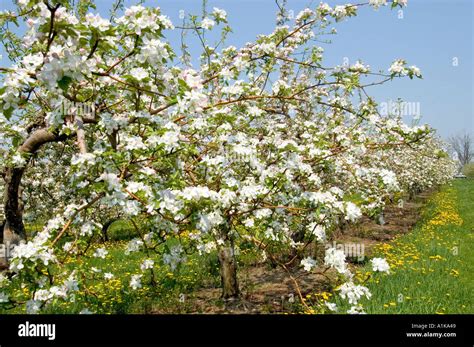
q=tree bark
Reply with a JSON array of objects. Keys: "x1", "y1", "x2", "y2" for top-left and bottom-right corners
[
  {"x1": 75, "y1": 116, "x2": 88, "y2": 154},
  {"x1": 0, "y1": 220, "x2": 7, "y2": 270},
  {"x1": 3, "y1": 167, "x2": 27, "y2": 244},
  {"x1": 2, "y1": 129, "x2": 67, "y2": 244},
  {"x1": 101, "y1": 218, "x2": 119, "y2": 242},
  {"x1": 218, "y1": 238, "x2": 239, "y2": 299}
]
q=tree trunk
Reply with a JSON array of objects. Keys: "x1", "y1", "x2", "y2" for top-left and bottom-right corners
[
  {"x1": 101, "y1": 218, "x2": 119, "y2": 242},
  {"x1": 3, "y1": 167, "x2": 27, "y2": 244},
  {"x1": 0, "y1": 220, "x2": 4, "y2": 244},
  {"x1": 0, "y1": 220, "x2": 7, "y2": 270},
  {"x1": 218, "y1": 238, "x2": 239, "y2": 299},
  {"x1": 75, "y1": 116, "x2": 88, "y2": 154},
  {"x1": 2, "y1": 128, "x2": 67, "y2": 244}
]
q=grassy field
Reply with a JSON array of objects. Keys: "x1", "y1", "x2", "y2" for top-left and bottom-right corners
[{"x1": 336, "y1": 179, "x2": 473, "y2": 314}]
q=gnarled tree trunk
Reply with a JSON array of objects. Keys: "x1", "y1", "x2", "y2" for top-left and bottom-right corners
[
  {"x1": 218, "y1": 237, "x2": 239, "y2": 299},
  {"x1": 3, "y1": 166, "x2": 27, "y2": 245},
  {"x1": 2, "y1": 129, "x2": 66, "y2": 245}
]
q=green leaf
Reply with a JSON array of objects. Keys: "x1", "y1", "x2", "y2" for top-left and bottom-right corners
[
  {"x1": 58, "y1": 76, "x2": 73, "y2": 92},
  {"x1": 3, "y1": 106, "x2": 14, "y2": 120},
  {"x1": 12, "y1": 136, "x2": 21, "y2": 147},
  {"x1": 177, "y1": 78, "x2": 190, "y2": 91}
]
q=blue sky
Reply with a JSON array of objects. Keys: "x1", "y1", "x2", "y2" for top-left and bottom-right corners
[{"x1": 1, "y1": 0, "x2": 472, "y2": 139}]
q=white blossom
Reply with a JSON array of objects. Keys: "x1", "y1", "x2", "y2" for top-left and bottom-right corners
[
  {"x1": 130, "y1": 274, "x2": 143, "y2": 290},
  {"x1": 104, "y1": 272, "x2": 114, "y2": 280},
  {"x1": 325, "y1": 302, "x2": 337, "y2": 312},
  {"x1": 125, "y1": 238, "x2": 144, "y2": 254},
  {"x1": 301, "y1": 257, "x2": 317, "y2": 272},
  {"x1": 0, "y1": 292, "x2": 9, "y2": 303},
  {"x1": 26, "y1": 300, "x2": 42, "y2": 314},
  {"x1": 389, "y1": 59, "x2": 407, "y2": 75},
  {"x1": 371, "y1": 257, "x2": 390, "y2": 273},
  {"x1": 93, "y1": 247, "x2": 108, "y2": 259},
  {"x1": 339, "y1": 282, "x2": 372, "y2": 305},
  {"x1": 129, "y1": 67, "x2": 148, "y2": 80},
  {"x1": 140, "y1": 259, "x2": 155, "y2": 271},
  {"x1": 201, "y1": 18, "x2": 215, "y2": 30},
  {"x1": 345, "y1": 202, "x2": 362, "y2": 222},
  {"x1": 324, "y1": 247, "x2": 347, "y2": 274},
  {"x1": 212, "y1": 7, "x2": 227, "y2": 21},
  {"x1": 369, "y1": 0, "x2": 387, "y2": 9},
  {"x1": 85, "y1": 13, "x2": 110, "y2": 31}
]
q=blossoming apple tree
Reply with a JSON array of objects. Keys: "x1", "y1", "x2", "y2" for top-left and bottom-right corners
[{"x1": 0, "y1": 0, "x2": 455, "y2": 313}]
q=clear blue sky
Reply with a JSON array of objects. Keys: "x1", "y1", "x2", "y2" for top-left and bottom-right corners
[{"x1": 1, "y1": 0, "x2": 472, "y2": 139}]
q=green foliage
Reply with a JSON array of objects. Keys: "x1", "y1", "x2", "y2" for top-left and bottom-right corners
[{"x1": 57, "y1": 76, "x2": 73, "y2": 92}]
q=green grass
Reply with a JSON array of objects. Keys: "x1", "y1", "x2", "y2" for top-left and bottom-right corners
[{"x1": 338, "y1": 179, "x2": 474, "y2": 314}]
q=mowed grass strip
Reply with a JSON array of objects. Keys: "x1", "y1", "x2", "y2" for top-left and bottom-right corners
[{"x1": 360, "y1": 179, "x2": 474, "y2": 314}]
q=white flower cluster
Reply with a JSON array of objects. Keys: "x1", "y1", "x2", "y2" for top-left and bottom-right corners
[
  {"x1": 389, "y1": 59, "x2": 421, "y2": 78},
  {"x1": 371, "y1": 257, "x2": 390, "y2": 273},
  {"x1": 85, "y1": 13, "x2": 110, "y2": 32},
  {"x1": 197, "y1": 211, "x2": 224, "y2": 233},
  {"x1": 137, "y1": 37, "x2": 170, "y2": 65},
  {"x1": 339, "y1": 282, "x2": 372, "y2": 305},
  {"x1": 93, "y1": 247, "x2": 108, "y2": 259},
  {"x1": 307, "y1": 222, "x2": 326, "y2": 242},
  {"x1": 116, "y1": 5, "x2": 174, "y2": 35},
  {"x1": 38, "y1": 46, "x2": 93, "y2": 90},
  {"x1": 130, "y1": 274, "x2": 143, "y2": 290},
  {"x1": 324, "y1": 247, "x2": 347, "y2": 274},
  {"x1": 140, "y1": 259, "x2": 155, "y2": 271},
  {"x1": 177, "y1": 69, "x2": 208, "y2": 112},
  {"x1": 201, "y1": 18, "x2": 215, "y2": 30},
  {"x1": 301, "y1": 257, "x2": 317, "y2": 272},
  {"x1": 10, "y1": 232, "x2": 56, "y2": 273},
  {"x1": 212, "y1": 7, "x2": 227, "y2": 22},
  {"x1": 25, "y1": 273, "x2": 79, "y2": 313},
  {"x1": 125, "y1": 238, "x2": 144, "y2": 255},
  {"x1": 369, "y1": 0, "x2": 387, "y2": 9},
  {"x1": 163, "y1": 245, "x2": 186, "y2": 271}
]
